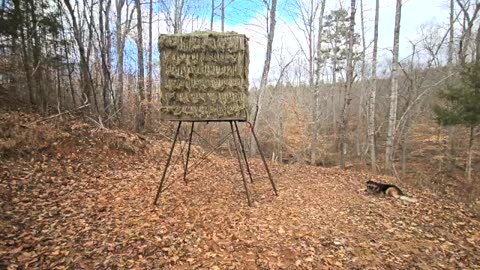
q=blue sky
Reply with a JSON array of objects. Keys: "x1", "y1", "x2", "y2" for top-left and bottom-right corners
[
  {"x1": 126, "y1": 0, "x2": 450, "y2": 83},
  {"x1": 374, "y1": 0, "x2": 447, "y2": 57},
  {"x1": 214, "y1": 0, "x2": 450, "y2": 82}
]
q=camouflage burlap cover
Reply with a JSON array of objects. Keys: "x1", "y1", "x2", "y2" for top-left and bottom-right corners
[{"x1": 158, "y1": 32, "x2": 249, "y2": 121}]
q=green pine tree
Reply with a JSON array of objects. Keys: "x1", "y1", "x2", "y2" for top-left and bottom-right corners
[{"x1": 434, "y1": 62, "x2": 480, "y2": 181}]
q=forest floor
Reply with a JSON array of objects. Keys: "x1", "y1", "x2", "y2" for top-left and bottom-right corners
[{"x1": 1, "y1": 110, "x2": 480, "y2": 269}]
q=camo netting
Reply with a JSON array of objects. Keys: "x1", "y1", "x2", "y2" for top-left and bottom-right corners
[{"x1": 159, "y1": 32, "x2": 249, "y2": 121}]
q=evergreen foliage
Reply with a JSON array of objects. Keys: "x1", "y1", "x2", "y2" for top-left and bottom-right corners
[
  {"x1": 434, "y1": 63, "x2": 480, "y2": 128},
  {"x1": 319, "y1": 8, "x2": 361, "y2": 74}
]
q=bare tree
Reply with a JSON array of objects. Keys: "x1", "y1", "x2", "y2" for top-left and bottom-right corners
[
  {"x1": 448, "y1": 0, "x2": 455, "y2": 65},
  {"x1": 385, "y1": 0, "x2": 402, "y2": 173},
  {"x1": 368, "y1": 0, "x2": 379, "y2": 173},
  {"x1": 466, "y1": 126, "x2": 475, "y2": 180},
  {"x1": 289, "y1": 0, "x2": 322, "y2": 163},
  {"x1": 290, "y1": 0, "x2": 321, "y2": 87},
  {"x1": 115, "y1": 0, "x2": 135, "y2": 119},
  {"x1": 356, "y1": 0, "x2": 366, "y2": 157},
  {"x1": 159, "y1": 0, "x2": 186, "y2": 34},
  {"x1": 456, "y1": 0, "x2": 480, "y2": 64},
  {"x1": 135, "y1": 0, "x2": 145, "y2": 132},
  {"x1": 447, "y1": 0, "x2": 456, "y2": 172},
  {"x1": 311, "y1": 0, "x2": 327, "y2": 164},
  {"x1": 260, "y1": 0, "x2": 278, "y2": 91},
  {"x1": 466, "y1": 1, "x2": 480, "y2": 180},
  {"x1": 147, "y1": 0, "x2": 153, "y2": 102},
  {"x1": 338, "y1": 0, "x2": 356, "y2": 169},
  {"x1": 13, "y1": 0, "x2": 35, "y2": 107},
  {"x1": 211, "y1": 0, "x2": 215, "y2": 30},
  {"x1": 221, "y1": 0, "x2": 225, "y2": 31},
  {"x1": 249, "y1": 0, "x2": 278, "y2": 155},
  {"x1": 321, "y1": 8, "x2": 350, "y2": 137},
  {"x1": 26, "y1": 0, "x2": 46, "y2": 113},
  {"x1": 63, "y1": 0, "x2": 99, "y2": 114},
  {"x1": 99, "y1": 0, "x2": 113, "y2": 118},
  {"x1": 61, "y1": 24, "x2": 77, "y2": 108},
  {"x1": 251, "y1": 0, "x2": 278, "y2": 128}
]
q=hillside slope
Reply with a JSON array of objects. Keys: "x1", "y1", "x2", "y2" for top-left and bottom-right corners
[{"x1": 1, "y1": 110, "x2": 479, "y2": 269}]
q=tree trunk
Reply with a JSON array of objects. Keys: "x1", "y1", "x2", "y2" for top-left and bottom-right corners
[
  {"x1": 315, "y1": 0, "x2": 327, "y2": 86},
  {"x1": 476, "y1": 22, "x2": 480, "y2": 62},
  {"x1": 385, "y1": 0, "x2": 402, "y2": 173},
  {"x1": 466, "y1": 126, "x2": 474, "y2": 181},
  {"x1": 54, "y1": 37, "x2": 62, "y2": 112},
  {"x1": 116, "y1": 0, "x2": 125, "y2": 118},
  {"x1": 106, "y1": 0, "x2": 114, "y2": 113},
  {"x1": 15, "y1": 0, "x2": 35, "y2": 107},
  {"x1": 448, "y1": 0, "x2": 454, "y2": 65},
  {"x1": 63, "y1": 0, "x2": 97, "y2": 113},
  {"x1": 400, "y1": 116, "x2": 411, "y2": 177},
  {"x1": 99, "y1": 0, "x2": 105, "y2": 110},
  {"x1": 28, "y1": 0, "x2": 46, "y2": 113},
  {"x1": 332, "y1": 56, "x2": 337, "y2": 136},
  {"x1": 368, "y1": 0, "x2": 379, "y2": 173},
  {"x1": 339, "y1": 0, "x2": 356, "y2": 169},
  {"x1": 221, "y1": 0, "x2": 225, "y2": 32},
  {"x1": 357, "y1": 0, "x2": 367, "y2": 158},
  {"x1": 257, "y1": 0, "x2": 277, "y2": 111},
  {"x1": 99, "y1": 0, "x2": 111, "y2": 118},
  {"x1": 60, "y1": 20, "x2": 76, "y2": 107},
  {"x1": 456, "y1": 0, "x2": 480, "y2": 65},
  {"x1": 447, "y1": 0, "x2": 455, "y2": 172},
  {"x1": 173, "y1": 0, "x2": 185, "y2": 34},
  {"x1": 135, "y1": 0, "x2": 145, "y2": 132},
  {"x1": 210, "y1": 0, "x2": 214, "y2": 31},
  {"x1": 330, "y1": 13, "x2": 341, "y2": 138},
  {"x1": 115, "y1": 0, "x2": 136, "y2": 120},
  {"x1": 83, "y1": 0, "x2": 101, "y2": 116},
  {"x1": 250, "y1": 0, "x2": 278, "y2": 154},
  {"x1": 311, "y1": 0, "x2": 327, "y2": 165},
  {"x1": 145, "y1": 0, "x2": 154, "y2": 128},
  {"x1": 148, "y1": 0, "x2": 153, "y2": 102},
  {"x1": 306, "y1": 0, "x2": 315, "y2": 88}
]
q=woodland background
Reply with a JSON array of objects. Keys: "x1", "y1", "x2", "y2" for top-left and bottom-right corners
[{"x1": 0, "y1": 0, "x2": 479, "y2": 210}]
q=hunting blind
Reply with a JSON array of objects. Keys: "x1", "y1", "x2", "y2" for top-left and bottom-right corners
[
  {"x1": 155, "y1": 32, "x2": 277, "y2": 207},
  {"x1": 159, "y1": 32, "x2": 249, "y2": 121}
]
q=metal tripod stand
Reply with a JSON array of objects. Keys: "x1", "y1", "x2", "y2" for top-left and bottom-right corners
[{"x1": 153, "y1": 121, "x2": 278, "y2": 206}]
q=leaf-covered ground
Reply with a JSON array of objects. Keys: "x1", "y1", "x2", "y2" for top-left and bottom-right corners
[{"x1": 1, "y1": 111, "x2": 480, "y2": 269}]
